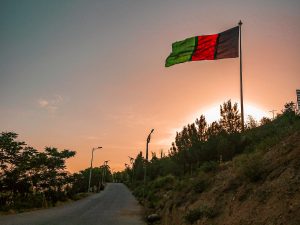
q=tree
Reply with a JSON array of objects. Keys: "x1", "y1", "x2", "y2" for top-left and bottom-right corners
[
  {"x1": 283, "y1": 101, "x2": 296, "y2": 113},
  {"x1": 132, "y1": 152, "x2": 145, "y2": 181},
  {"x1": 0, "y1": 132, "x2": 76, "y2": 209},
  {"x1": 260, "y1": 117, "x2": 271, "y2": 125},
  {"x1": 195, "y1": 115, "x2": 207, "y2": 141},
  {"x1": 246, "y1": 115, "x2": 258, "y2": 129},
  {"x1": 174, "y1": 127, "x2": 192, "y2": 174},
  {"x1": 220, "y1": 100, "x2": 241, "y2": 133},
  {"x1": 206, "y1": 121, "x2": 221, "y2": 139}
]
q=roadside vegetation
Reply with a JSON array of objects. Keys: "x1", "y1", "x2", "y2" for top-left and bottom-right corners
[
  {"x1": 1, "y1": 99, "x2": 299, "y2": 223},
  {"x1": 120, "y1": 100, "x2": 300, "y2": 225},
  {"x1": 0, "y1": 135, "x2": 112, "y2": 213}
]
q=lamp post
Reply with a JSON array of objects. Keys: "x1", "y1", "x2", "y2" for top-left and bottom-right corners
[
  {"x1": 146, "y1": 129, "x2": 154, "y2": 161},
  {"x1": 88, "y1": 146, "x2": 102, "y2": 192},
  {"x1": 143, "y1": 129, "x2": 154, "y2": 201}
]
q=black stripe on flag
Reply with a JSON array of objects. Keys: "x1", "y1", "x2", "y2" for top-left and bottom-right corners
[{"x1": 215, "y1": 26, "x2": 239, "y2": 59}]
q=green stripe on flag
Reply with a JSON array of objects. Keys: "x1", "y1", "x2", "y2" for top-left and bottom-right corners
[{"x1": 165, "y1": 36, "x2": 196, "y2": 67}]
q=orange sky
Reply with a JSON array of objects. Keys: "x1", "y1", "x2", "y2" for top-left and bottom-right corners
[{"x1": 1, "y1": 0, "x2": 299, "y2": 172}]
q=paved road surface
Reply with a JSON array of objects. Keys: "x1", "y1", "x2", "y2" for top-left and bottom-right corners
[{"x1": 0, "y1": 183, "x2": 146, "y2": 225}]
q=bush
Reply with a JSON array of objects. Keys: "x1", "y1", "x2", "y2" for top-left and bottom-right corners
[
  {"x1": 185, "y1": 208, "x2": 203, "y2": 224},
  {"x1": 202, "y1": 205, "x2": 218, "y2": 218},
  {"x1": 193, "y1": 173, "x2": 209, "y2": 193},
  {"x1": 152, "y1": 175, "x2": 176, "y2": 189},
  {"x1": 235, "y1": 153, "x2": 264, "y2": 182},
  {"x1": 200, "y1": 161, "x2": 219, "y2": 173},
  {"x1": 132, "y1": 185, "x2": 144, "y2": 199},
  {"x1": 185, "y1": 205, "x2": 217, "y2": 224},
  {"x1": 174, "y1": 179, "x2": 186, "y2": 191},
  {"x1": 12, "y1": 193, "x2": 44, "y2": 211}
]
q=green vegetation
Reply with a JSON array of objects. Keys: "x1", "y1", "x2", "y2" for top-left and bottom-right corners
[
  {"x1": 199, "y1": 161, "x2": 219, "y2": 173},
  {"x1": 185, "y1": 205, "x2": 218, "y2": 224},
  {"x1": 120, "y1": 100, "x2": 300, "y2": 224},
  {"x1": 2, "y1": 99, "x2": 299, "y2": 218},
  {"x1": 124, "y1": 100, "x2": 298, "y2": 184},
  {"x1": 128, "y1": 100, "x2": 298, "y2": 185},
  {"x1": 192, "y1": 173, "x2": 209, "y2": 193},
  {"x1": 0, "y1": 133, "x2": 112, "y2": 212},
  {"x1": 234, "y1": 152, "x2": 264, "y2": 182}
]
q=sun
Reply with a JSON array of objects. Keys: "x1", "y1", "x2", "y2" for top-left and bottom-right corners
[
  {"x1": 164, "y1": 101, "x2": 270, "y2": 148},
  {"x1": 244, "y1": 104, "x2": 269, "y2": 122},
  {"x1": 187, "y1": 102, "x2": 269, "y2": 125}
]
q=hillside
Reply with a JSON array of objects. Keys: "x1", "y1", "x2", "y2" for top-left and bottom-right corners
[{"x1": 131, "y1": 112, "x2": 300, "y2": 225}]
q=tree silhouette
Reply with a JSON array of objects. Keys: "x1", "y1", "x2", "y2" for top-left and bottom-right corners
[
  {"x1": 219, "y1": 100, "x2": 241, "y2": 133},
  {"x1": 195, "y1": 115, "x2": 207, "y2": 141},
  {"x1": 246, "y1": 115, "x2": 258, "y2": 129},
  {"x1": 206, "y1": 121, "x2": 222, "y2": 138},
  {"x1": 283, "y1": 101, "x2": 296, "y2": 113},
  {"x1": 260, "y1": 117, "x2": 271, "y2": 125},
  {"x1": 0, "y1": 132, "x2": 76, "y2": 209}
]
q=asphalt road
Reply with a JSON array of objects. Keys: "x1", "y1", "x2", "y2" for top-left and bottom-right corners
[{"x1": 0, "y1": 183, "x2": 146, "y2": 225}]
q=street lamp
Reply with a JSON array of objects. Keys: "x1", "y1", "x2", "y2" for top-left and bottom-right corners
[
  {"x1": 128, "y1": 156, "x2": 134, "y2": 164},
  {"x1": 146, "y1": 129, "x2": 154, "y2": 161},
  {"x1": 144, "y1": 129, "x2": 154, "y2": 201},
  {"x1": 88, "y1": 146, "x2": 102, "y2": 192}
]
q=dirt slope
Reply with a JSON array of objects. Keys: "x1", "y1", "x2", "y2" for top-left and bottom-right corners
[{"x1": 152, "y1": 131, "x2": 300, "y2": 225}]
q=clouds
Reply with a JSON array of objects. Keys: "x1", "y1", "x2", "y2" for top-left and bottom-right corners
[{"x1": 38, "y1": 95, "x2": 64, "y2": 113}]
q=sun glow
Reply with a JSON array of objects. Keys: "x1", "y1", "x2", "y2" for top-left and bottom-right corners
[
  {"x1": 161, "y1": 102, "x2": 270, "y2": 148},
  {"x1": 188, "y1": 102, "x2": 269, "y2": 125}
]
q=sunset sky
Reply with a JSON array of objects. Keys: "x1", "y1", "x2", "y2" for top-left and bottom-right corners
[{"x1": 1, "y1": 0, "x2": 300, "y2": 172}]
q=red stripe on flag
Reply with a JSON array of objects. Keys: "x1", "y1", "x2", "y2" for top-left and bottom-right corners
[{"x1": 191, "y1": 34, "x2": 218, "y2": 61}]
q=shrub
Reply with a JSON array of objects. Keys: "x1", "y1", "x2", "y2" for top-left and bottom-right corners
[
  {"x1": 144, "y1": 188, "x2": 161, "y2": 209},
  {"x1": 184, "y1": 206, "x2": 217, "y2": 224},
  {"x1": 12, "y1": 194, "x2": 44, "y2": 210},
  {"x1": 235, "y1": 153, "x2": 264, "y2": 182},
  {"x1": 200, "y1": 161, "x2": 219, "y2": 173},
  {"x1": 152, "y1": 175, "x2": 176, "y2": 189},
  {"x1": 193, "y1": 173, "x2": 209, "y2": 193},
  {"x1": 201, "y1": 205, "x2": 218, "y2": 218},
  {"x1": 132, "y1": 185, "x2": 144, "y2": 199},
  {"x1": 185, "y1": 208, "x2": 203, "y2": 224},
  {"x1": 174, "y1": 179, "x2": 185, "y2": 191}
]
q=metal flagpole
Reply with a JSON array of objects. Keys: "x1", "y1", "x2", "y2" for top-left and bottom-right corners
[
  {"x1": 239, "y1": 20, "x2": 244, "y2": 131},
  {"x1": 296, "y1": 90, "x2": 300, "y2": 112}
]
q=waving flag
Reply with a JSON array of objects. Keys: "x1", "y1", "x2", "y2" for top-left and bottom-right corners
[{"x1": 165, "y1": 26, "x2": 239, "y2": 67}]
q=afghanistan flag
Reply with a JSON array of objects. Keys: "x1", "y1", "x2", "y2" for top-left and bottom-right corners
[{"x1": 165, "y1": 26, "x2": 239, "y2": 67}]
